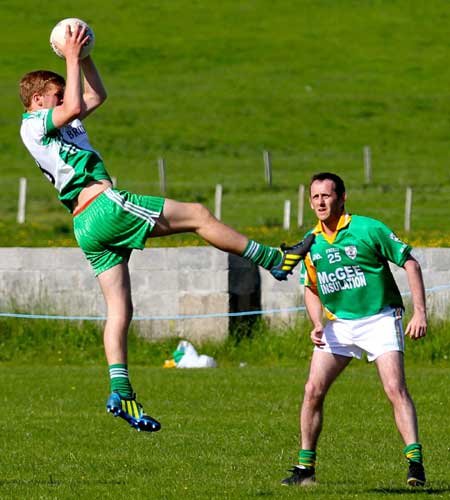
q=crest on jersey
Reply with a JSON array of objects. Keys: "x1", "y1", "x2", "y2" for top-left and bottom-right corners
[{"x1": 344, "y1": 245, "x2": 357, "y2": 259}]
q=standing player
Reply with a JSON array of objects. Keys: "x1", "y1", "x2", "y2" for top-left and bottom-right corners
[
  {"x1": 19, "y1": 23, "x2": 313, "y2": 432},
  {"x1": 281, "y1": 172, "x2": 427, "y2": 487}
]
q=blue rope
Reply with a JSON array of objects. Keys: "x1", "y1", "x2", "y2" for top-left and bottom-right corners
[
  {"x1": 0, "y1": 306, "x2": 306, "y2": 321},
  {"x1": 0, "y1": 284, "x2": 448, "y2": 321}
]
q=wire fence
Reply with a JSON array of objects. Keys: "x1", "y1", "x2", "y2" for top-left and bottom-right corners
[{"x1": 4, "y1": 175, "x2": 449, "y2": 233}]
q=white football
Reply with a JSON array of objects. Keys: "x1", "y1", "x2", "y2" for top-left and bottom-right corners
[{"x1": 50, "y1": 18, "x2": 95, "y2": 59}]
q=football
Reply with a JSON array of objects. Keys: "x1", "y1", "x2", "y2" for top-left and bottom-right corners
[{"x1": 50, "y1": 18, "x2": 95, "y2": 59}]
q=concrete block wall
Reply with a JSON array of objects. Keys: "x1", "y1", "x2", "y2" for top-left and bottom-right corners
[
  {"x1": 0, "y1": 247, "x2": 449, "y2": 342},
  {"x1": 0, "y1": 247, "x2": 232, "y2": 343},
  {"x1": 0, "y1": 247, "x2": 105, "y2": 316},
  {"x1": 130, "y1": 247, "x2": 230, "y2": 342},
  {"x1": 391, "y1": 248, "x2": 450, "y2": 317}
]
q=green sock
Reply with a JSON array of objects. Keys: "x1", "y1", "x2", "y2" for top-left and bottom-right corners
[
  {"x1": 242, "y1": 240, "x2": 281, "y2": 269},
  {"x1": 404, "y1": 443, "x2": 423, "y2": 464},
  {"x1": 109, "y1": 364, "x2": 133, "y2": 398},
  {"x1": 298, "y1": 449, "x2": 316, "y2": 469}
]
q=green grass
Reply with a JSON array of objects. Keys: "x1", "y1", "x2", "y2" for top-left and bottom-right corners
[
  {"x1": 1, "y1": 315, "x2": 449, "y2": 366},
  {"x1": 0, "y1": 364, "x2": 449, "y2": 499},
  {"x1": 2, "y1": 0, "x2": 450, "y2": 245},
  {"x1": 0, "y1": 318, "x2": 449, "y2": 498}
]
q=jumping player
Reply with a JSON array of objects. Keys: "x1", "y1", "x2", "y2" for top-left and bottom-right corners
[
  {"x1": 19, "y1": 23, "x2": 313, "y2": 432},
  {"x1": 281, "y1": 172, "x2": 427, "y2": 487}
]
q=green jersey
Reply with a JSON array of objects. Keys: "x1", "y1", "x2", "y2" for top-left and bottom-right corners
[
  {"x1": 300, "y1": 214, "x2": 412, "y2": 320},
  {"x1": 20, "y1": 108, "x2": 111, "y2": 212}
]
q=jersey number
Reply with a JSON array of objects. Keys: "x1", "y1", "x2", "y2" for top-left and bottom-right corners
[{"x1": 327, "y1": 251, "x2": 341, "y2": 264}]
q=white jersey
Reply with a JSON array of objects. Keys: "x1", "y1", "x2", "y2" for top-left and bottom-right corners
[{"x1": 20, "y1": 107, "x2": 111, "y2": 212}]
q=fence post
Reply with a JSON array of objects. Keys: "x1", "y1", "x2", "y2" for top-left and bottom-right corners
[
  {"x1": 263, "y1": 150, "x2": 272, "y2": 186},
  {"x1": 17, "y1": 177, "x2": 27, "y2": 224},
  {"x1": 364, "y1": 145, "x2": 372, "y2": 184},
  {"x1": 283, "y1": 200, "x2": 291, "y2": 230},
  {"x1": 404, "y1": 186, "x2": 412, "y2": 232},
  {"x1": 158, "y1": 157, "x2": 166, "y2": 195},
  {"x1": 297, "y1": 184, "x2": 305, "y2": 227},
  {"x1": 214, "y1": 184, "x2": 222, "y2": 220}
]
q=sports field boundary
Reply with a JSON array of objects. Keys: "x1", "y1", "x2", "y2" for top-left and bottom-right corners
[
  {"x1": 1, "y1": 281, "x2": 449, "y2": 321},
  {"x1": 1, "y1": 247, "x2": 449, "y2": 341}
]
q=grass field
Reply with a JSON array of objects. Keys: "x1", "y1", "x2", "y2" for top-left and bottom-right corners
[
  {"x1": 2, "y1": 3, "x2": 449, "y2": 496},
  {"x1": 0, "y1": 318, "x2": 449, "y2": 498},
  {"x1": 2, "y1": 1, "x2": 450, "y2": 245},
  {"x1": 1, "y1": 364, "x2": 449, "y2": 499}
]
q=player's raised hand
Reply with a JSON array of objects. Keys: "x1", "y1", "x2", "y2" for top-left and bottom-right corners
[{"x1": 53, "y1": 23, "x2": 89, "y2": 61}]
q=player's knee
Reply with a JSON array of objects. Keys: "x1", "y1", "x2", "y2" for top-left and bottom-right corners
[
  {"x1": 384, "y1": 382, "x2": 409, "y2": 404},
  {"x1": 108, "y1": 301, "x2": 133, "y2": 327},
  {"x1": 192, "y1": 202, "x2": 215, "y2": 225},
  {"x1": 303, "y1": 379, "x2": 326, "y2": 403}
]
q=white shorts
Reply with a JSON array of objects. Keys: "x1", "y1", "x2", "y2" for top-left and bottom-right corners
[{"x1": 315, "y1": 307, "x2": 405, "y2": 362}]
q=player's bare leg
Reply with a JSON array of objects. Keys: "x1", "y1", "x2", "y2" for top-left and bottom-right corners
[
  {"x1": 301, "y1": 351, "x2": 352, "y2": 450},
  {"x1": 375, "y1": 350, "x2": 425, "y2": 486},
  {"x1": 98, "y1": 262, "x2": 160, "y2": 432},
  {"x1": 152, "y1": 199, "x2": 314, "y2": 279},
  {"x1": 98, "y1": 262, "x2": 132, "y2": 365},
  {"x1": 151, "y1": 199, "x2": 248, "y2": 253},
  {"x1": 282, "y1": 351, "x2": 351, "y2": 486},
  {"x1": 375, "y1": 351, "x2": 418, "y2": 444}
]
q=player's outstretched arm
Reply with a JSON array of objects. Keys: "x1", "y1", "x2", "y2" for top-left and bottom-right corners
[
  {"x1": 79, "y1": 55, "x2": 107, "y2": 119},
  {"x1": 403, "y1": 256, "x2": 427, "y2": 340},
  {"x1": 52, "y1": 23, "x2": 88, "y2": 128}
]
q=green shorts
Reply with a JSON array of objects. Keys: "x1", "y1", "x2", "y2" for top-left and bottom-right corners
[{"x1": 73, "y1": 188, "x2": 165, "y2": 275}]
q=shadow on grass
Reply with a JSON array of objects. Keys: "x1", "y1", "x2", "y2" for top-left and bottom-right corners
[{"x1": 369, "y1": 486, "x2": 449, "y2": 495}]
